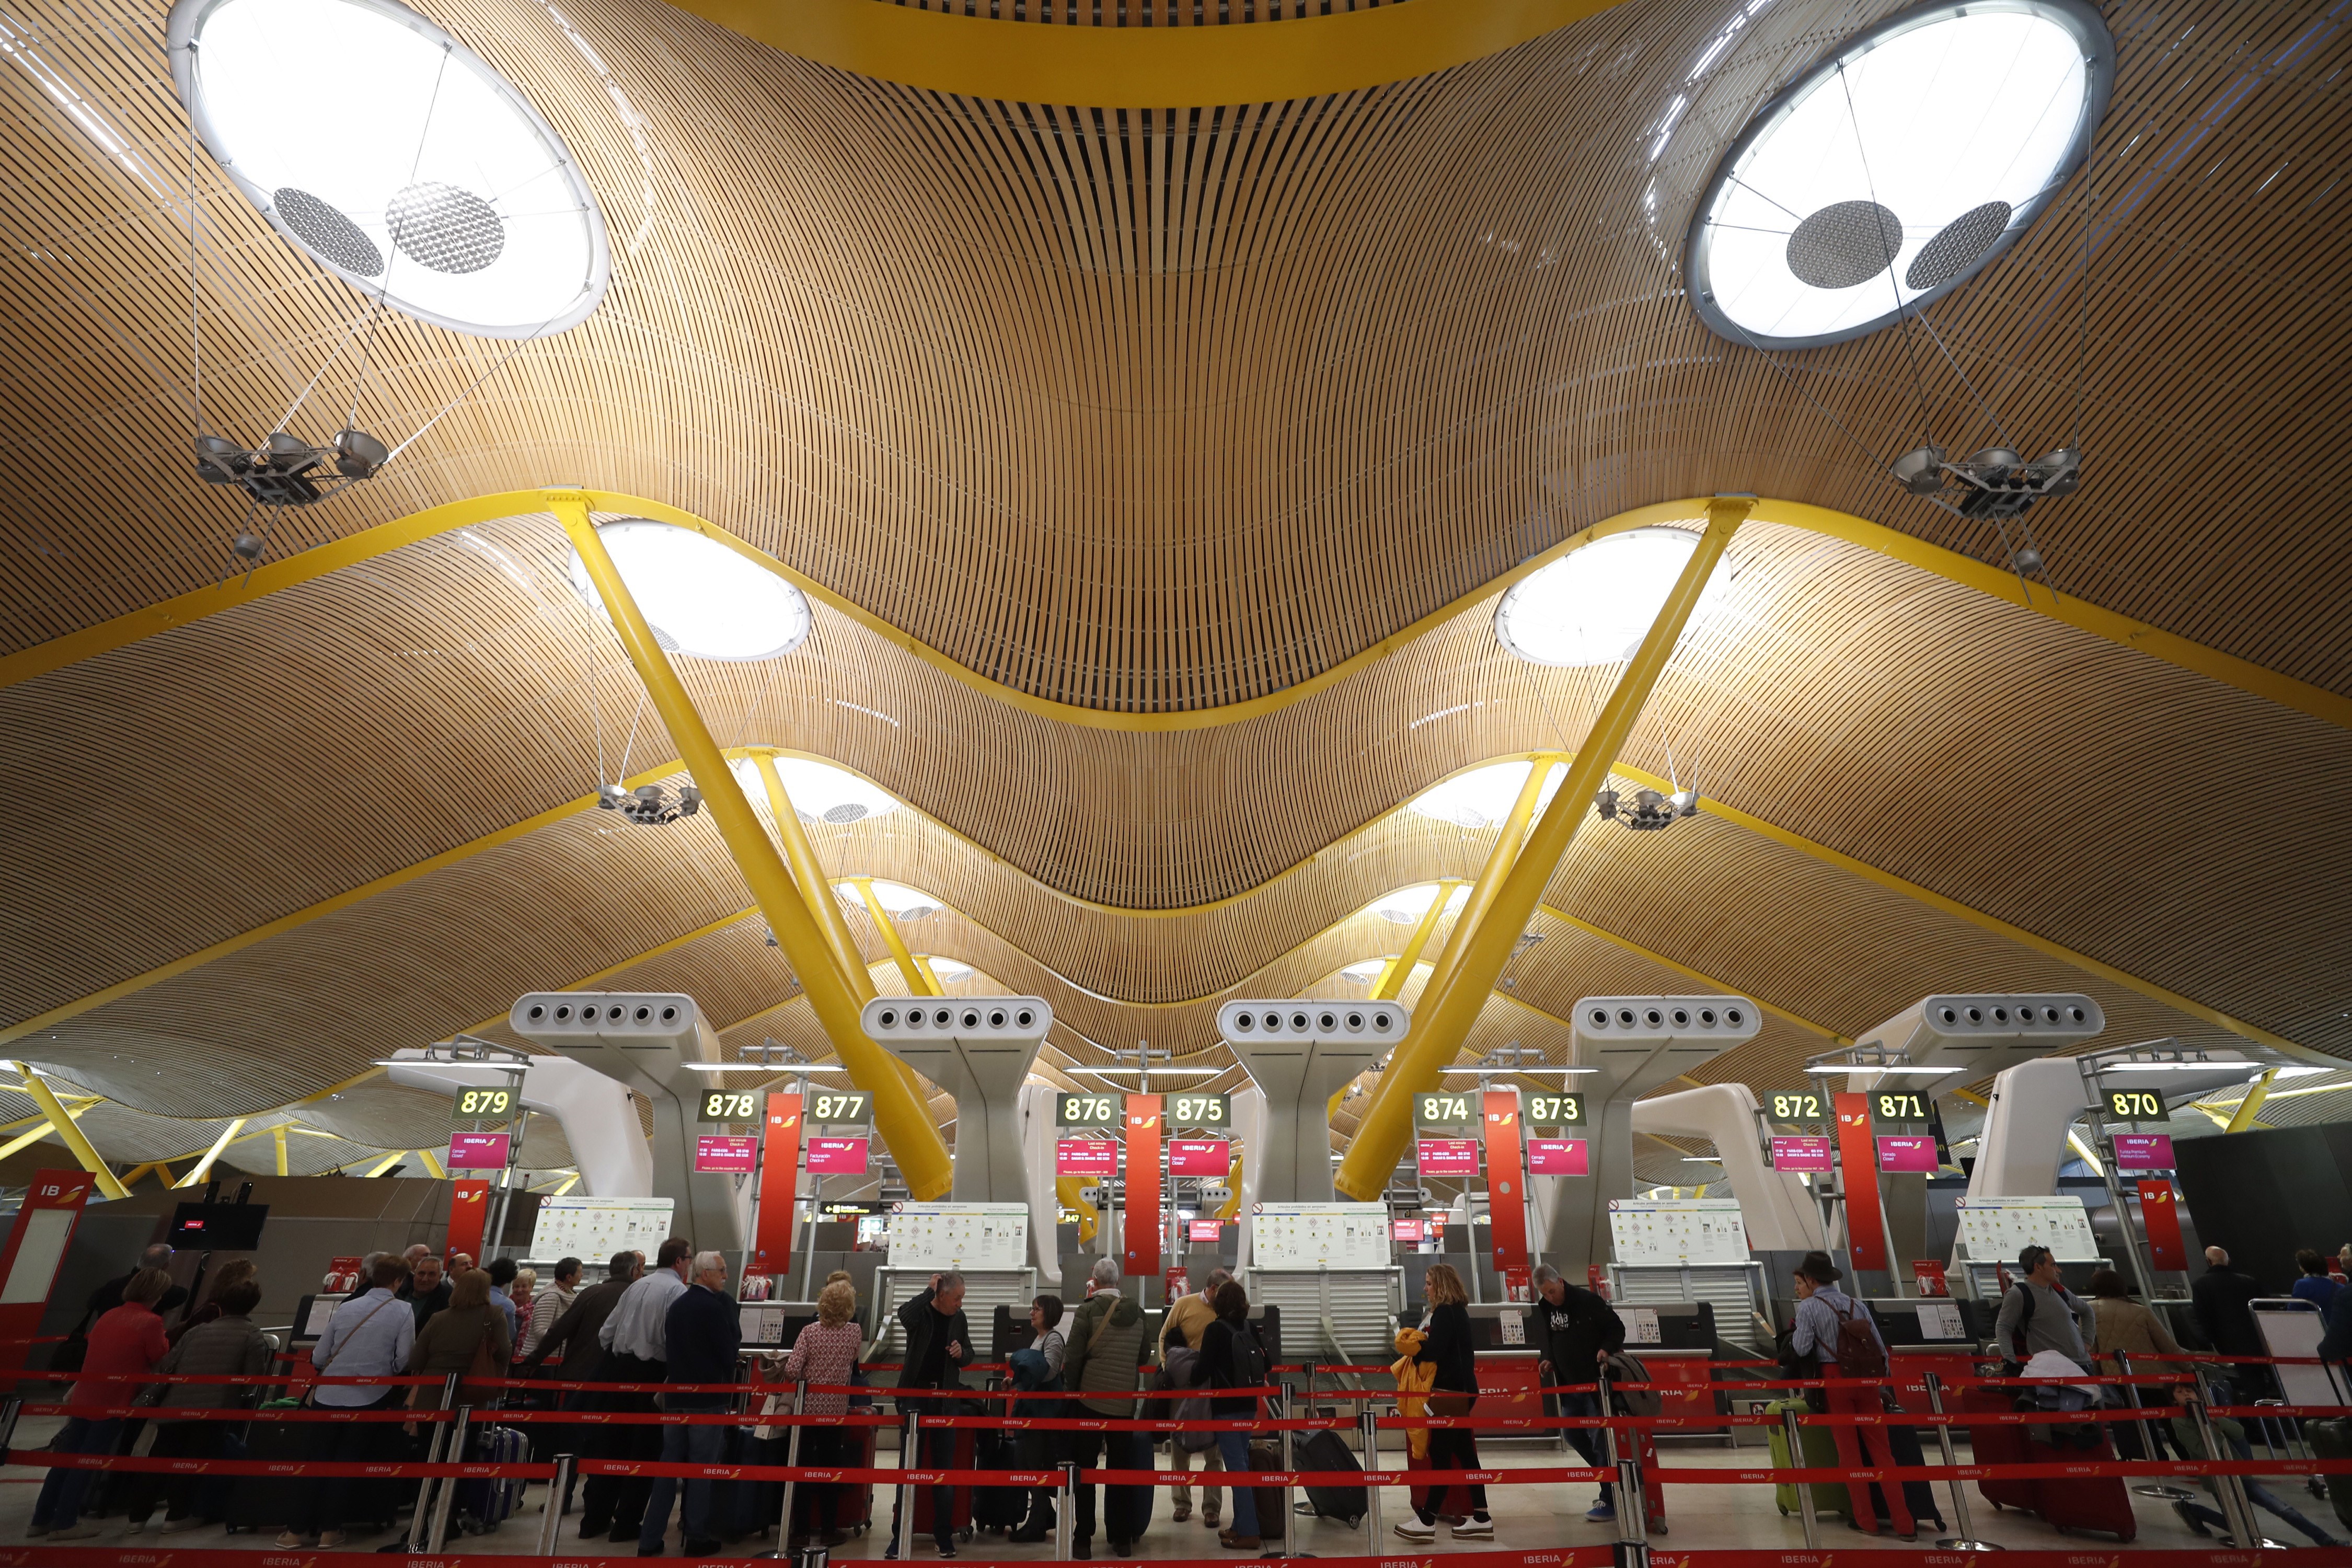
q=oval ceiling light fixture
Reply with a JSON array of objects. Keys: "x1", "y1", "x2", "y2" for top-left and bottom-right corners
[
  {"x1": 171, "y1": 0, "x2": 609, "y2": 337},
  {"x1": 842, "y1": 880, "x2": 941, "y2": 921},
  {"x1": 730, "y1": 757, "x2": 902, "y2": 823},
  {"x1": 1407, "y1": 759, "x2": 1566, "y2": 829},
  {"x1": 1685, "y1": 0, "x2": 2111, "y2": 350},
  {"x1": 1496, "y1": 528, "x2": 1723, "y2": 666},
  {"x1": 569, "y1": 521, "x2": 811, "y2": 661},
  {"x1": 1364, "y1": 884, "x2": 1470, "y2": 925}
]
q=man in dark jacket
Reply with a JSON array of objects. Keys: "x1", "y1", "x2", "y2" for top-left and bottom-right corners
[
  {"x1": 2193, "y1": 1246, "x2": 2271, "y2": 1395},
  {"x1": 637, "y1": 1251, "x2": 743, "y2": 1556},
  {"x1": 524, "y1": 1251, "x2": 643, "y2": 1534},
  {"x1": 890, "y1": 1272, "x2": 973, "y2": 1559},
  {"x1": 398, "y1": 1254, "x2": 452, "y2": 1329},
  {"x1": 1529, "y1": 1264, "x2": 1625, "y2": 1523}
]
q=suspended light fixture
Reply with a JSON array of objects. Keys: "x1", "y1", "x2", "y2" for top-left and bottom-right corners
[{"x1": 597, "y1": 782, "x2": 702, "y2": 825}]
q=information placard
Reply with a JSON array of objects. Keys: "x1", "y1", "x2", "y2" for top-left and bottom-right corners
[
  {"x1": 2113, "y1": 1133, "x2": 2175, "y2": 1171},
  {"x1": 1187, "y1": 1218, "x2": 1223, "y2": 1243},
  {"x1": 694, "y1": 1135, "x2": 757, "y2": 1173},
  {"x1": 1168, "y1": 1092, "x2": 1230, "y2": 1129},
  {"x1": 1606, "y1": 1197, "x2": 1749, "y2": 1265},
  {"x1": 1875, "y1": 1134, "x2": 1939, "y2": 1172},
  {"x1": 1954, "y1": 1195, "x2": 2099, "y2": 1261},
  {"x1": 806, "y1": 1136, "x2": 869, "y2": 1174},
  {"x1": 1770, "y1": 1135, "x2": 1833, "y2": 1172},
  {"x1": 1527, "y1": 1138, "x2": 1588, "y2": 1175},
  {"x1": 447, "y1": 1132, "x2": 510, "y2": 1170},
  {"x1": 1056, "y1": 1139, "x2": 1119, "y2": 1178},
  {"x1": 887, "y1": 1202, "x2": 1029, "y2": 1271},
  {"x1": 529, "y1": 1197, "x2": 676, "y2": 1262},
  {"x1": 1415, "y1": 1137, "x2": 1479, "y2": 1176},
  {"x1": 1763, "y1": 1089, "x2": 1828, "y2": 1123},
  {"x1": 1249, "y1": 1201, "x2": 1389, "y2": 1270},
  {"x1": 1169, "y1": 1138, "x2": 1230, "y2": 1177}
]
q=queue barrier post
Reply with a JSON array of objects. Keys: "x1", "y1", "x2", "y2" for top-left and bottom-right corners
[
  {"x1": 536, "y1": 1454, "x2": 576, "y2": 1554},
  {"x1": 776, "y1": 1380, "x2": 805, "y2": 1546},
  {"x1": 1921, "y1": 1369, "x2": 1999, "y2": 1551},
  {"x1": 2116, "y1": 1350, "x2": 2194, "y2": 1502},
  {"x1": 408, "y1": 1374, "x2": 461, "y2": 1551},
  {"x1": 2192, "y1": 1363, "x2": 2267, "y2": 1547},
  {"x1": 1359, "y1": 1404, "x2": 1383, "y2": 1538},
  {"x1": 1779, "y1": 1404, "x2": 1819, "y2": 1549},
  {"x1": 428, "y1": 1401, "x2": 475, "y2": 1552},
  {"x1": 1057, "y1": 1459, "x2": 1078, "y2": 1561},
  {"x1": 1278, "y1": 1375, "x2": 1297, "y2": 1529}
]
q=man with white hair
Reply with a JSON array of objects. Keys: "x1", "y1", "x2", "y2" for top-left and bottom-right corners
[
  {"x1": 638, "y1": 1250, "x2": 741, "y2": 1556},
  {"x1": 2193, "y1": 1244, "x2": 2270, "y2": 1396},
  {"x1": 1062, "y1": 1257, "x2": 1152, "y2": 1555}
]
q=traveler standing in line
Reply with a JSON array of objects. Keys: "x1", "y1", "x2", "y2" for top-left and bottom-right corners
[
  {"x1": 132, "y1": 1276, "x2": 272, "y2": 1533},
  {"x1": 1062, "y1": 1256, "x2": 1152, "y2": 1557},
  {"x1": 524, "y1": 1251, "x2": 643, "y2": 1529},
  {"x1": 2192, "y1": 1246, "x2": 2270, "y2": 1396},
  {"x1": 400, "y1": 1254, "x2": 452, "y2": 1329},
  {"x1": 1160, "y1": 1267, "x2": 1230, "y2": 1527},
  {"x1": 407, "y1": 1268, "x2": 513, "y2": 1412},
  {"x1": 29, "y1": 1266, "x2": 173, "y2": 1541},
  {"x1": 591, "y1": 1239, "x2": 694, "y2": 1544},
  {"x1": 78, "y1": 1244, "x2": 189, "y2": 1321},
  {"x1": 1995, "y1": 1246, "x2": 2096, "y2": 1367},
  {"x1": 1790, "y1": 1251, "x2": 1915, "y2": 1539},
  {"x1": 483, "y1": 1257, "x2": 522, "y2": 1340},
  {"x1": 778, "y1": 1278, "x2": 867, "y2": 1549},
  {"x1": 1198, "y1": 1281, "x2": 1266, "y2": 1551},
  {"x1": 520, "y1": 1258, "x2": 580, "y2": 1361},
  {"x1": 638, "y1": 1251, "x2": 743, "y2": 1557},
  {"x1": 167, "y1": 1256, "x2": 256, "y2": 1345},
  {"x1": 1527, "y1": 1263, "x2": 1624, "y2": 1523},
  {"x1": 283, "y1": 1255, "x2": 416, "y2": 1548},
  {"x1": 2087, "y1": 1269, "x2": 2186, "y2": 1460},
  {"x1": 1393, "y1": 1263, "x2": 1493, "y2": 1543},
  {"x1": 2293, "y1": 1250, "x2": 2341, "y2": 1312},
  {"x1": 1007, "y1": 1294, "x2": 1067, "y2": 1543},
  {"x1": 889, "y1": 1270, "x2": 974, "y2": 1560}
]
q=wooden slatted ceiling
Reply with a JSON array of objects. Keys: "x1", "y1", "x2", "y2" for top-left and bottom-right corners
[
  {"x1": 4, "y1": 509, "x2": 2345, "y2": 1076},
  {"x1": 1, "y1": 0, "x2": 2347, "y2": 705}
]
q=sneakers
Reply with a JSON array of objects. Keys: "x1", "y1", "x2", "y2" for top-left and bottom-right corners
[
  {"x1": 1451, "y1": 1517, "x2": 1495, "y2": 1539},
  {"x1": 159, "y1": 1516, "x2": 210, "y2": 1535},
  {"x1": 49, "y1": 1524, "x2": 100, "y2": 1542},
  {"x1": 317, "y1": 1529, "x2": 348, "y2": 1548},
  {"x1": 1393, "y1": 1516, "x2": 1437, "y2": 1542},
  {"x1": 275, "y1": 1530, "x2": 309, "y2": 1547},
  {"x1": 1585, "y1": 1502, "x2": 1617, "y2": 1523}
]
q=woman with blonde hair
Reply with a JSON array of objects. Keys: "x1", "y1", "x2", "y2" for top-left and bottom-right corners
[
  {"x1": 775, "y1": 1279, "x2": 864, "y2": 1546},
  {"x1": 407, "y1": 1269, "x2": 511, "y2": 1415},
  {"x1": 1396, "y1": 1264, "x2": 1492, "y2": 1543}
]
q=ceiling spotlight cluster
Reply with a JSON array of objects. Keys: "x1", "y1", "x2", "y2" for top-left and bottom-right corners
[
  {"x1": 597, "y1": 782, "x2": 702, "y2": 825},
  {"x1": 1594, "y1": 786, "x2": 1698, "y2": 832},
  {"x1": 198, "y1": 428, "x2": 387, "y2": 518},
  {"x1": 1888, "y1": 443, "x2": 2084, "y2": 525}
]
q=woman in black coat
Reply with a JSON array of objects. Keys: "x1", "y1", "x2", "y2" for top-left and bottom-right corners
[{"x1": 1396, "y1": 1263, "x2": 1492, "y2": 1542}]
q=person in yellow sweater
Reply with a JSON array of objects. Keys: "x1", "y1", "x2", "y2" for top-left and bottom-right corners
[{"x1": 1160, "y1": 1269, "x2": 1232, "y2": 1525}]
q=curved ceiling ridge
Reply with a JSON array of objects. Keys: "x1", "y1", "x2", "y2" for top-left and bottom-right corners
[{"x1": 8, "y1": 488, "x2": 2341, "y2": 736}]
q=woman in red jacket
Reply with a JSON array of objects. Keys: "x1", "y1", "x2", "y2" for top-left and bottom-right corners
[{"x1": 30, "y1": 1266, "x2": 173, "y2": 1540}]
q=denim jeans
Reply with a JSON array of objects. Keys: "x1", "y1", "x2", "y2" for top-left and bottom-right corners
[
  {"x1": 639, "y1": 1400, "x2": 733, "y2": 1550},
  {"x1": 1213, "y1": 1431, "x2": 1257, "y2": 1536},
  {"x1": 1561, "y1": 1391, "x2": 1616, "y2": 1505},
  {"x1": 31, "y1": 1415, "x2": 123, "y2": 1530}
]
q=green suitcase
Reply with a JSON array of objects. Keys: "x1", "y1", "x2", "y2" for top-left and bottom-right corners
[{"x1": 1765, "y1": 1398, "x2": 1850, "y2": 1518}]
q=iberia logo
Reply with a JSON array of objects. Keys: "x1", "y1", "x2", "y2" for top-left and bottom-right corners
[
  {"x1": 1491, "y1": 1110, "x2": 1516, "y2": 1125},
  {"x1": 2145, "y1": 1187, "x2": 2171, "y2": 1204},
  {"x1": 778, "y1": 1112, "x2": 800, "y2": 1129},
  {"x1": 1133, "y1": 1114, "x2": 1158, "y2": 1129},
  {"x1": 457, "y1": 1189, "x2": 486, "y2": 1205}
]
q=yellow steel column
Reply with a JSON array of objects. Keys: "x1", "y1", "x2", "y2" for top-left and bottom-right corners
[
  {"x1": 854, "y1": 879, "x2": 940, "y2": 996},
  {"x1": 361, "y1": 1148, "x2": 407, "y2": 1178},
  {"x1": 1334, "y1": 762, "x2": 1552, "y2": 1180},
  {"x1": 747, "y1": 749, "x2": 876, "y2": 1001},
  {"x1": 914, "y1": 955, "x2": 949, "y2": 993},
  {"x1": 553, "y1": 492, "x2": 953, "y2": 1199},
  {"x1": 1337, "y1": 499, "x2": 1747, "y2": 1199},
  {"x1": 2226, "y1": 1070, "x2": 2277, "y2": 1134},
  {"x1": 1373, "y1": 879, "x2": 1458, "y2": 1001},
  {"x1": 177, "y1": 1117, "x2": 249, "y2": 1186},
  {"x1": 273, "y1": 1123, "x2": 290, "y2": 1177},
  {"x1": 0, "y1": 1120, "x2": 57, "y2": 1163},
  {"x1": 11, "y1": 1064, "x2": 128, "y2": 1199},
  {"x1": 417, "y1": 1148, "x2": 447, "y2": 1179}
]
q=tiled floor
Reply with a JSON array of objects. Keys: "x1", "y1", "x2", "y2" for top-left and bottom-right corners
[{"x1": 0, "y1": 1420, "x2": 2325, "y2": 1557}]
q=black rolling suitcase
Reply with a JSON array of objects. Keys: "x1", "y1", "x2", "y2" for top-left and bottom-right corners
[
  {"x1": 1102, "y1": 1429, "x2": 1156, "y2": 1546},
  {"x1": 221, "y1": 1411, "x2": 321, "y2": 1531},
  {"x1": 972, "y1": 1429, "x2": 1028, "y2": 1535},
  {"x1": 1297, "y1": 1428, "x2": 1367, "y2": 1525}
]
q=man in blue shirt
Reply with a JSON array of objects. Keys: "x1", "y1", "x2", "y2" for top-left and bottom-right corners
[
  {"x1": 638, "y1": 1251, "x2": 742, "y2": 1557},
  {"x1": 285, "y1": 1255, "x2": 416, "y2": 1548}
]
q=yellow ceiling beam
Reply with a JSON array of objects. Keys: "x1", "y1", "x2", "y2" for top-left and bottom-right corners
[
  {"x1": 4, "y1": 491, "x2": 2338, "y2": 737},
  {"x1": 13, "y1": 1063, "x2": 129, "y2": 1199},
  {"x1": 747, "y1": 749, "x2": 879, "y2": 1003},
  {"x1": 0, "y1": 1119, "x2": 60, "y2": 1163},
  {"x1": 2226, "y1": 1069, "x2": 2277, "y2": 1133},
  {"x1": 1372, "y1": 880, "x2": 1458, "y2": 1002},
  {"x1": 671, "y1": 0, "x2": 1621, "y2": 109},
  {"x1": 416, "y1": 1147, "x2": 446, "y2": 1179},
  {"x1": 176, "y1": 1117, "x2": 249, "y2": 1186}
]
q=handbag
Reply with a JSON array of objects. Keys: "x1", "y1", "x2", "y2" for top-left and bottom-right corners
[
  {"x1": 309, "y1": 1294, "x2": 398, "y2": 1408},
  {"x1": 1427, "y1": 1392, "x2": 1475, "y2": 1417}
]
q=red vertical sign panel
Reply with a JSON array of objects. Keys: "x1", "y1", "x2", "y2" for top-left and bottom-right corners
[
  {"x1": 1123, "y1": 1094, "x2": 1162, "y2": 1278},
  {"x1": 444, "y1": 1179, "x2": 492, "y2": 1264},
  {"x1": 1832, "y1": 1092, "x2": 1887, "y2": 1272},
  {"x1": 2137, "y1": 1179, "x2": 2187, "y2": 1271},
  {"x1": 0, "y1": 1170, "x2": 94, "y2": 1381},
  {"x1": 753, "y1": 1092, "x2": 804, "y2": 1275},
  {"x1": 1483, "y1": 1091, "x2": 1529, "y2": 1272}
]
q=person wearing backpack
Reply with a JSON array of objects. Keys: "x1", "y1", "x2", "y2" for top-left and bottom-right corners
[
  {"x1": 1198, "y1": 1281, "x2": 1267, "y2": 1551},
  {"x1": 1789, "y1": 1251, "x2": 1914, "y2": 1539},
  {"x1": 1995, "y1": 1246, "x2": 2095, "y2": 1371}
]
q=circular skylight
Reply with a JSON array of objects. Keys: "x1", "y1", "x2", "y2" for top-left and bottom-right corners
[
  {"x1": 1365, "y1": 884, "x2": 1469, "y2": 925},
  {"x1": 1407, "y1": 760, "x2": 1565, "y2": 829},
  {"x1": 843, "y1": 881, "x2": 939, "y2": 921},
  {"x1": 569, "y1": 521, "x2": 811, "y2": 661},
  {"x1": 170, "y1": 0, "x2": 608, "y2": 338},
  {"x1": 1496, "y1": 528, "x2": 1722, "y2": 666},
  {"x1": 730, "y1": 757, "x2": 900, "y2": 823},
  {"x1": 1685, "y1": 0, "x2": 2110, "y2": 349}
]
